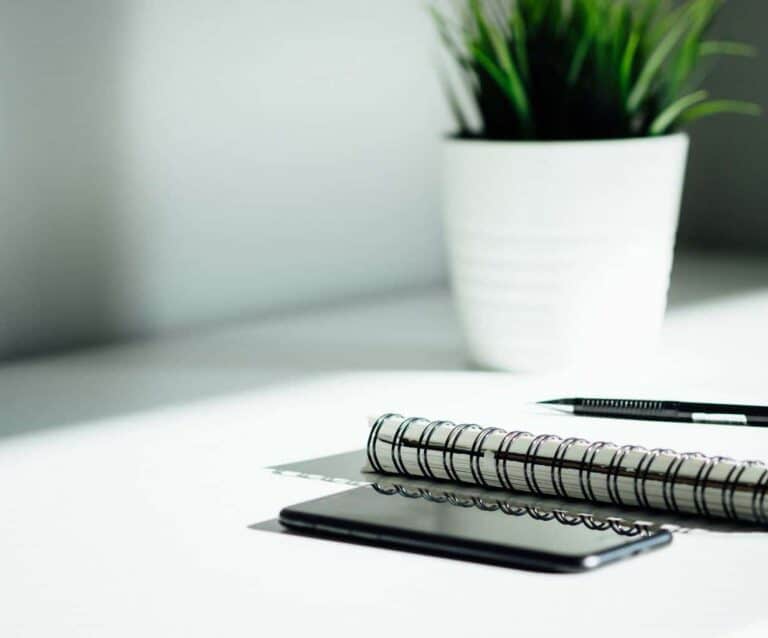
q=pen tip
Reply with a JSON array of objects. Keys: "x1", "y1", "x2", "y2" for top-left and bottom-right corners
[
  {"x1": 535, "y1": 401, "x2": 575, "y2": 415},
  {"x1": 536, "y1": 398, "x2": 573, "y2": 405}
]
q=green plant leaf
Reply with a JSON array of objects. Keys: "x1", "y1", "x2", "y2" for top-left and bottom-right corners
[
  {"x1": 519, "y1": 0, "x2": 549, "y2": 29},
  {"x1": 665, "y1": 0, "x2": 723, "y2": 97},
  {"x1": 619, "y1": 30, "x2": 640, "y2": 103},
  {"x1": 649, "y1": 90, "x2": 708, "y2": 134},
  {"x1": 430, "y1": 0, "x2": 759, "y2": 140},
  {"x1": 678, "y1": 99, "x2": 762, "y2": 125},
  {"x1": 628, "y1": 3, "x2": 701, "y2": 112},
  {"x1": 567, "y1": 12, "x2": 595, "y2": 85},
  {"x1": 627, "y1": 3, "x2": 695, "y2": 113},
  {"x1": 512, "y1": 11, "x2": 529, "y2": 81},
  {"x1": 468, "y1": 0, "x2": 493, "y2": 51},
  {"x1": 486, "y1": 14, "x2": 515, "y2": 75},
  {"x1": 471, "y1": 43, "x2": 531, "y2": 126},
  {"x1": 666, "y1": 32, "x2": 702, "y2": 100},
  {"x1": 609, "y1": 2, "x2": 631, "y2": 64},
  {"x1": 637, "y1": 0, "x2": 663, "y2": 33},
  {"x1": 647, "y1": 0, "x2": 690, "y2": 46},
  {"x1": 699, "y1": 40, "x2": 757, "y2": 56},
  {"x1": 468, "y1": 1, "x2": 531, "y2": 129}
]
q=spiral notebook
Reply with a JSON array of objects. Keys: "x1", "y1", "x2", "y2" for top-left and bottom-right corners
[{"x1": 364, "y1": 413, "x2": 768, "y2": 526}]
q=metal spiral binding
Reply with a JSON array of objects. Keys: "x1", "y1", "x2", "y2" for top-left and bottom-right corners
[
  {"x1": 391, "y1": 416, "x2": 418, "y2": 475},
  {"x1": 366, "y1": 413, "x2": 400, "y2": 473},
  {"x1": 750, "y1": 462, "x2": 768, "y2": 525},
  {"x1": 416, "y1": 418, "x2": 446, "y2": 479},
  {"x1": 524, "y1": 434, "x2": 559, "y2": 496},
  {"x1": 471, "y1": 427, "x2": 504, "y2": 487},
  {"x1": 496, "y1": 429, "x2": 532, "y2": 491},
  {"x1": 579, "y1": 440, "x2": 607, "y2": 502},
  {"x1": 661, "y1": 450, "x2": 688, "y2": 513},
  {"x1": 444, "y1": 423, "x2": 481, "y2": 482},
  {"x1": 366, "y1": 414, "x2": 768, "y2": 525},
  {"x1": 606, "y1": 445, "x2": 644, "y2": 506},
  {"x1": 551, "y1": 437, "x2": 588, "y2": 498},
  {"x1": 582, "y1": 518, "x2": 612, "y2": 532}
]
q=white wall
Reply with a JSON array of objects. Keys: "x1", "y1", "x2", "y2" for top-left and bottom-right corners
[
  {"x1": 0, "y1": 1, "x2": 450, "y2": 358},
  {"x1": 4, "y1": 1, "x2": 763, "y2": 360}
]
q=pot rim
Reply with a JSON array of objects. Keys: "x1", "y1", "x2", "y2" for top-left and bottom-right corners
[{"x1": 442, "y1": 132, "x2": 688, "y2": 146}]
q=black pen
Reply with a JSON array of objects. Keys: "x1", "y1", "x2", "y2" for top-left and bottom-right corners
[{"x1": 537, "y1": 397, "x2": 768, "y2": 427}]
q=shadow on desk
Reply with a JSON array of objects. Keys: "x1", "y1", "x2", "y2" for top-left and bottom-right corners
[
  {"x1": 667, "y1": 251, "x2": 768, "y2": 309},
  {"x1": 0, "y1": 291, "x2": 466, "y2": 439},
  {"x1": 1, "y1": 252, "x2": 767, "y2": 440}
]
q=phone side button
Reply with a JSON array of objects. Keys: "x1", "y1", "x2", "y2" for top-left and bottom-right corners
[
  {"x1": 351, "y1": 530, "x2": 379, "y2": 542},
  {"x1": 315, "y1": 524, "x2": 348, "y2": 536}
]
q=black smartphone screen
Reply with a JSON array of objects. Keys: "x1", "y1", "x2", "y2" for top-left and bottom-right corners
[{"x1": 279, "y1": 485, "x2": 672, "y2": 572}]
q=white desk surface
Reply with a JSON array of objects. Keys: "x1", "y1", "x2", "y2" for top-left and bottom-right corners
[{"x1": 2, "y1": 252, "x2": 768, "y2": 637}]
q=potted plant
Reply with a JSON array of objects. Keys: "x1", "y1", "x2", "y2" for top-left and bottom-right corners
[{"x1": 433, "y1": 0, "x2": 759, "y2": 371}]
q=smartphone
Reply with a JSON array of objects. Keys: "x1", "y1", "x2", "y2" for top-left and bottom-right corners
[{"x1": 279, "y1": 485, "x2": 672, "y2": 573}]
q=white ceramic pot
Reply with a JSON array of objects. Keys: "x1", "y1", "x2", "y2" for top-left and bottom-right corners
[{"x1": 442, "y1": 134, "x2": 689, "y2": 371}]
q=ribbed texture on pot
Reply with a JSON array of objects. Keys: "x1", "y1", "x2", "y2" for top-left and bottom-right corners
[{"x1": 442, "y1": 136, "x2": 689, "y2": 371}]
